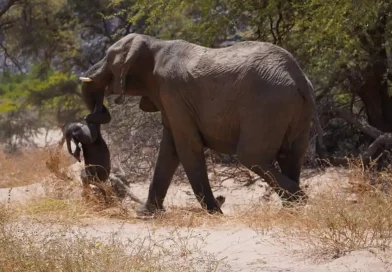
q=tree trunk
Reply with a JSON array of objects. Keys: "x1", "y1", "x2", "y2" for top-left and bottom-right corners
[
  {"x1": 356, "y1": 66, "x2": 392, "y2": 133},
  {"x1": 351, "y1": 3, "x2": 392, "y2": 133}
]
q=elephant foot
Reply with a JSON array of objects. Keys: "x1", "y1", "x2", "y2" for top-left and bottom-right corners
[
  {"x1": 136, "y1": 202, "x2": 166, "y2": 216},
  {"x1": 280, "y1": 189, "x2": 308, "y2": 208},
  {"x1": 206, "y1": 206, "x2": 223, "y2": 215},
  {"x1": 216, "y1": 195, "x2": 226, "y2": 208},
  {"x1": 205, "y1": 199, "x2": 224, "y2": 215}
]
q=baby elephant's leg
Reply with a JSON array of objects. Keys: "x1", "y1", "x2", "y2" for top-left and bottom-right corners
[
  {"x1": 81, "y1": 170, "x2": 111, "y2": 203},
  {"x1": 80, "y1": 170, "x2": 92, "y2": 199},
  {"x1": 88, "y1": 172, "x2": 113, "y2": 203}
]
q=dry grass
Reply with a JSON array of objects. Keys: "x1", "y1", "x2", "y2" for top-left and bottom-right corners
[
  {"x1": 3, "y1": 146, "x2": 392, "y2": 262},
  {"x1": 287, "y1": 189, "x2": 392, "y2": 258},
  {"x1": 0, "y1": 206, "x2": 225, "y2": 272},
  {"x1": 0, "y1": 145, "x2": 73, "y2": 188},
  {"x1": 12, "y1": 148, "x2": 227, "y2": 228},
  {"x1": 16, "y1": 197, "x2": 230, "y2": 228},
  {"x1": 238, "y1": 161, "x2": 392, "y2": 258}
]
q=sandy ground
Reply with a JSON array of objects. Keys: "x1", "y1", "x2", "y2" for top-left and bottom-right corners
[
  {"x1": 1, "y1": 166, "x2": 391, "y2": 272},
  {"x1": 1, "y1": 129, "x2": 391, "y2": 271}
]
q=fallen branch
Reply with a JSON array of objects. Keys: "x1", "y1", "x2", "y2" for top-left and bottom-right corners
[
  {"x1": 363, "y1": 133, "x2": 392, "y2": 159},
  {"x1": 318, "y1": 106, "x2": 392, "y2": 167},
  {"x1": 330, "y1": 107, "x2": 382, "y2": 139}
]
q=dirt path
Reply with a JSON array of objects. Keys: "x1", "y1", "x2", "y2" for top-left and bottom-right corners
[
  {"x1": 2, "y1": 167, "x2": 391, "y2": 271},
  {"x1": 72, "y1": 222, "x2": 390, "y2": 271},
  {"x1": 11, "y1": 218, "x2": 390, "y2": 272}
]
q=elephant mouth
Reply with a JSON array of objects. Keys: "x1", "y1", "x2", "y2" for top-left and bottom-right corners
[
  {"x1": 102, "y1": 82, "x2": 125, "y2": 104},
  {"x1": 84, "y1": 74, "x2": 143, "y2": 106}
]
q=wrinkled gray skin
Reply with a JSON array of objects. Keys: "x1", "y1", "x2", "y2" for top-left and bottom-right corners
[{"x1": 80, "y1": 34, "x2": 324, "y2": 215}]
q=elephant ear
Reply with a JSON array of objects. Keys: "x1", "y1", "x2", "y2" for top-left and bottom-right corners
[
  {"x1": 139, "y1": 96, "x2": 159, "y2": 112},
  {"x1": 111, "y1": 35, "x2": 147, "y2": 95}
]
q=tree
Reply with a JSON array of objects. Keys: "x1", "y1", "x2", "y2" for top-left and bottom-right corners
[
  {"x1": 0, "y1": 0, "x2": 146, "y2": 151},
  {"x1": 128, "y1": 0, "x2": 392, "y2": 155},
  {"x1": 0, "y1": 0, "x2": 391, "y2": 162}
]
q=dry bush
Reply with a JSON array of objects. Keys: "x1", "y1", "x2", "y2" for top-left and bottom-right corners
[
  {"x1": 102, "y1": 97, "x2": 166, "y2": 183},
  {"x1": 42, "y1": 145, "x2": 83, "y2": 200},
  {"x1": 237, "y1": 160, "x2": 392, "y2": 258},
  {"x1": 0, "y1": 206, "x2": 225, "y2": 272},
  {"x1": 103, "y1": 97, "x2": 246, "y2": 186},
  {"x1": 34, "y1": 142, "x2": 250, "y2": 228},
  {"x1": 18, "y1": 196, "x2": 229, "y2": 228},
  {"x1": 288, "y1": 189, "x2": 392, "y2": 257},
  {"x1": 40, "y1": 146, "x2": 131, "y2": 220},
  {"x1": 0, "y1": 146, "x2": 73, "y2": 188},
  {"x1": 346, "y1": 157, "x2": 392, "y2": 196}
]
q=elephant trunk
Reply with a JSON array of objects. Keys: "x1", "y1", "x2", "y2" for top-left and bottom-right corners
[
  {"x1": 66, "y1": 133, "x2": 74, "y2": 157},
  {"x1": 81, "y1": 83, "x2": 106, "y2": 112}
]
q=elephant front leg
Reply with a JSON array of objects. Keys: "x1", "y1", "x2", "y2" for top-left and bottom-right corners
[
  {"x1": 172, "y1": 133, "x2": 222, "y2": 214},
  {"x1": 136, "y1": 128, "x2": 180, "y2": 215}
]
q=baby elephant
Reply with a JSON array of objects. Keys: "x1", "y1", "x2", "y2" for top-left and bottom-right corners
[{"x1": 65, "y1": 106, "x2": 112, "y2": 200}]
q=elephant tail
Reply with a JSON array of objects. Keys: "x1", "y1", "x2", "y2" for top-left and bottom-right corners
[{"x1": 297, "y1": 75, "x2": 327, "y2": 158}]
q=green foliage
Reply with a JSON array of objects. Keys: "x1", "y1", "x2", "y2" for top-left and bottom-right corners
[
  {"x1": 1, "y1": 0, "x2": 79, "y2": 69},
  {"x1": 128, "y1": 0, "x2": 392, "y2": 129},
  {"x1": 0, "y1": 0, "x2": 392, "y2": 154},
  {"x1": 0, "y1": 64, "x2": 85, "y2": 128}
]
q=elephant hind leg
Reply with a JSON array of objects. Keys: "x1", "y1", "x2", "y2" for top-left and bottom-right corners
[
  {"x1": 277, "y1": 125, "x2": 310, "y2": 184},
  {"x1": 239, "y1": 155, "x2": 306, "y2": 202},
  {"x1": 237, "y1": 132, "x2": 307, "y2": 203}
]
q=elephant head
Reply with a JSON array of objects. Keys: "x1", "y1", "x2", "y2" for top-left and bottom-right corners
[
  {"x1": 64, "y1": 123, "x2": 84, "y2": 162},
  {"x1": 80, "y1": 34, "x2": 160, "y2": 113}
]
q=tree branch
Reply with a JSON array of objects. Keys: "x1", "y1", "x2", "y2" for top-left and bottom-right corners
[
  {"x1": 268, "y1": 15, "x2": 277, "y2": 44},
  {"x1": 0, "y1": 19, "x2": 16, "y2": 30},
  {"x1": 0, "y1": 0, "x2": 18, "y2": 19},
  {"x1": 102, "y1": 18, "x2": 114, "y2": 43},
  {"x1": 363, "y1": 133, "x2": 392, "y2": 158},
  {"x1": 275, "y1": 11, "x2": 283, "y2": 44},
  {"x1": 330, "y1": 107, "x2": 382, "y2": 139},
  {"x1": 0, "y1": 43, "x2": 22, "y2": 72},
  {"x1": 319, "y1": 105, "x2": 392, "y2": 167}
]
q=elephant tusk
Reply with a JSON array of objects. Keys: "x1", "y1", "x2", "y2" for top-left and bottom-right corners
[{"x1": 79, "y1": 77, "x2": 93, "y2": 82}]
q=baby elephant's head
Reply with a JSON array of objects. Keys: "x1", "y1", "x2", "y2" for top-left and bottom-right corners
[{"x1": 64, "y1": 123, "x2": 84, "y2": 162}]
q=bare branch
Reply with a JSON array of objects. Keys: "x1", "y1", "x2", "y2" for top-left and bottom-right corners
[
  {"x1": 102, "y1": 18, "x2": 114, "y2": 43},
  {"x1": 275, "y1": 11, "x2": 283, "y2": 44},
  {"x1": 0, "y1": 43, "x2": 22, "y2": 72},
  {"x1": 268, "y1": 15, "x2": 277, "y2": 44},
  {"x1": 319, "y1": 105, "x2": 392, "y2": 167},
  {"x1": 123, "y1": 22, "x2": 132, "y2": 35},
  {"x1": 330, "y1": 107, "x2": 382, "y2": 139},
  {"x1": 0, "y1": 19, "x2": 16, "y2": 30},
  {"x1": 0, "y1": 0, "x2": 18, "y2": 19},
  {"x1": 364, "y1": 133, "x2": 392, "y2": 158}
]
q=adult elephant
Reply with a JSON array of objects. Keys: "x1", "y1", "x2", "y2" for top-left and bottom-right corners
[{"x1": 79, "y1": 33, "x2": 324, "y2": 215}]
